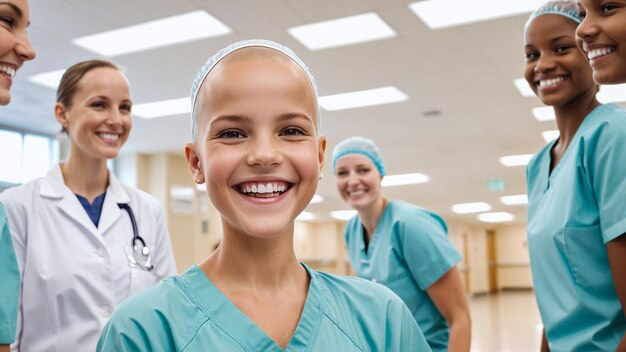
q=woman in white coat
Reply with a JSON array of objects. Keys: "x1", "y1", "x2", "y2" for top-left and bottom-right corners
[{"x1": 0, "y1": 60, "x2": 176, "y2": 351}]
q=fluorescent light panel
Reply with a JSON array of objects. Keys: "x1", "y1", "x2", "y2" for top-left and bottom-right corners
[
  {"x1": 532, "y1": 106, "x2": 555, "y2": 121},
  {"x1": 319, "y1": 86, "x2": 408, "y2": 111},
  {"x1": 597, "y1": 84, "x2": 626, "y2": 103},
  {"x1": 296, "y1": 211, "x2": 317, "y2": 221},
  {"x1": 133, "y1": 97, "x2": 190, "y2": 119},
  {"x1": 514, "y1": 79, "x2": 626, "y2": 103},
  {"x1": 288, "y1": 12, "x2": 396, "y2": 50},
  {"x1": 478, "y1": 212, "x2": 515, "y2": 223},
  {"x1": 409, "y1": 0, "x2": 545, "y2": 30},
  {"x1": 72, "y1": 10, "x2": 231, "y2": 57},
  {"x1": 451, "y1": 202, "x2": 491, "y2": 214},
  {"x1": 330, "y1": 210, "x2": 358, "y2": 221},
  {"x1": 500, "y1": 194, "x2": 528, "y2": 205},
  {"x1": 381, "y1": 173, "x2": 429, "y2": 187},
  {"x1": 499, "y1": 154, "x2": 534, "y2": 167},
  {"x1": 28, "y1": 69, "x2": 66, "y2": 89},
  {"x1": 513, "y1": 78, "x2": 535, "y2": 97},
  {"x1": 310, "y1": 194, "x2": 324, "y2": 204},
  {"x1": 542, "y1": 130, "x2": 559, "y2": 143}
]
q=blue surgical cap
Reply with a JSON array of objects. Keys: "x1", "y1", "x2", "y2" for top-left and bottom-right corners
[
  {"x1": 190, "y1": 39, "x2": 320, "y2": 139},
  {"x1": 527, "y1": 0, "x2": 581, "y2": 25},
  {"x1": 332, "y1": 136, "x2": 386, "y2": 176}
]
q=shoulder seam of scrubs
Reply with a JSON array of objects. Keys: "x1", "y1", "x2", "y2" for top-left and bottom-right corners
[
  {"x1": 179, "y1": 315, "x2": 218, "y2": 352},
  {"x1": 174, "y1": 273, "x2": 258, "y2": 352},
  {"x1": 315, "y1": 275, "x2": 365, "y2": 352}
]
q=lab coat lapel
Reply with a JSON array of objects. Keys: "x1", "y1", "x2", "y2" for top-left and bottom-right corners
[
  {"x1": 41, "y1": 165, "x2": 102, "y2": 240},
  {"x1": 98, "y1": 172, "x2": 129, "y2": 236}
]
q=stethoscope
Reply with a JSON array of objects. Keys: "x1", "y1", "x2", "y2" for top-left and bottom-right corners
[{"x1": 117, "y1": 203, "x2": 154, "y2": 271}]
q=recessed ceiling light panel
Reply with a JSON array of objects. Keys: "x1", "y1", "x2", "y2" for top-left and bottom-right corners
[
  {"x1": 319, "y1": 86, "x2": 408, "y2": 111},
  {"x1": 288, "y1": 12, "x2": 396, "y2": 50},
  {"x1": 542, "y1": 130, "x2": 559, "y2": 143},
  {"x1": 532, "y1": 107, "x2": 555, "y2": 122},
  {"x1": 597, "y1": 84, "x2": 626, "y2": 103},
  {"x1": 409, "y1": 0, "x2": 545, "y2": 30},
  {"x1": 500, "y1": 194, "x2": 528, "y2": 205},
  {"x1": 28, "y1": 69, "x2": 66, "y2": 89},
  {"x1": 451, "y1": 202, "x2": 491, "y2": 214},
  {"x1": 478, "y1": 212, "x2": 515, "y2": 223},
  {"x1": 513, "y1": 78, "x2": 535, "y2": 97},
  {"x1": 499, "y1": 154, "x2": 534, "y2": 167},
  {"x1": 72, "y1": 10, "x2": 232, "y2": 57},
  {"x1": 381, "y1": 173, "x2": 430, "y2": 187},
  {"x1": 330, "y1": 210, "x2": 358, "y2": 221},
  {"x1": 133, "y1": 97, "x2": 190, "y2": 119}
]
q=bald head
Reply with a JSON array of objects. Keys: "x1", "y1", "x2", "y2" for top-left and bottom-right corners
[{"x1": 190, "y1": 40, "x2": 320, "y2": 140}]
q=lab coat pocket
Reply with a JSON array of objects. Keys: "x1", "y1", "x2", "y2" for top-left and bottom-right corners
[
  {"x1": 129, "y1": 268, "x2": 158, "y2": 295},
  {"x1": 562, "y1": 225, "x2": 611, "y2": 291}
]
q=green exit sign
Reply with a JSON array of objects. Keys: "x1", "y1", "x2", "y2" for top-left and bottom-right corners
[{"x1": 487, "y1": 179, "x2": 505, "y2": 192}]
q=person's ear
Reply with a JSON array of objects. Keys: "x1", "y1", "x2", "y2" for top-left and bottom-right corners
[
  {"x1": 185, "y1": 142, "x2": 204, "y2": 184},
  {"x1": 54, "y1": 103, "x2": 69, "y2": 130},
  {"x1": 317, "y1": 136, "x2": 326, "y2": 179}
]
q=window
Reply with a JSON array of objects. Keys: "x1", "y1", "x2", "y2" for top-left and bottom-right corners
[{"x1": 0, "y1": 129, "x2": 59, "y2": 186}]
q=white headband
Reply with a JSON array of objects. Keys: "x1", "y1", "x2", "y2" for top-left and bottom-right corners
[{"x1": 190, "y1": 39, "x2": 320, "y2": 139}]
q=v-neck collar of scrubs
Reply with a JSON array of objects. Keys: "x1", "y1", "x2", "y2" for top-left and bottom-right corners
[
  {"x1": 178, "y1": 263, "x2": 324, "y2": 352},
  {"x1": 359, "y1": 202, "x2": 392, "y2": 257},
  {"x1": 543, "y1": 104, "x2": 606, "y2": 192}
]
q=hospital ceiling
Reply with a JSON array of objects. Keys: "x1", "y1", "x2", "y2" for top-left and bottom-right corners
[{"x1": 1, "y1": 0, "x2": 598, "y2": 226}]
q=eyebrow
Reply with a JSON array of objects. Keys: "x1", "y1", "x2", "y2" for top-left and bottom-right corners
[
  {"x1": 551, "y1": 35, "x2": 574, "y2": 43},
  {"x1": 525, "y1": 35, "x2": 574, "y2": 49},
  {"x1": 276, "y1": 113, "x2": 314, "y2": 126},
  {"x1": 89, "y1": 95, "x2": 132, "y2": 104},
  {"x1": 209, "y1": 114, "x2": 253, "y2": 127},
  {"x1": 0, "y1": 2, "x2": 24, "y2": 20}
]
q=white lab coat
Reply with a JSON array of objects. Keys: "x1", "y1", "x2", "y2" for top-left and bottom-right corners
[{"x1": 0, "y1": 164, "x2": 177, "y2": 351}]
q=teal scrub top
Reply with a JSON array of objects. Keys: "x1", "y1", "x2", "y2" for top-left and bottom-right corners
[
  {"x1": 527, "y1": 103, "x2": 626, "y2": 351},
  {"x1": 0, "y1": 202, "x2": 19, "y2": 344},
  {"x1": 344, "y1": 200, "x2": 462, "y2": 352},
  {"x1": 97, "y1": 263, "x2": 431, "y2": 351}
]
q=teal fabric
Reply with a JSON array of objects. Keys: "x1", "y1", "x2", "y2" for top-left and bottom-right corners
[
  {"x1": 344, "y1": 200, "x2": 462, "y2": 352},
  {"x1": 527, "y1": 103, "x2": 626, "y2": 351},
  {"x1": 0, "y1": 202, "x2": 19, "y2": 343},
  {"x1": 97, "y1": 263, "x2": 431, "y2": 351},
  {"x1": 332, "y1": 136, "x2": 386, "y2": 176}
]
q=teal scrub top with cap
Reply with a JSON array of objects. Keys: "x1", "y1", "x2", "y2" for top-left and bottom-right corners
[
  {"x1": 344, "y1": 200, "x2": 462, "y2": 352},
  {"x1": 527, "y1": 103, "x2": 626, "y2": 351},
  {"x1": 0, "y1": 202, "x2": 19, "y2": 344},
  {"x1": 97, "y1": 263, "x2": 431, "y2": 351}
]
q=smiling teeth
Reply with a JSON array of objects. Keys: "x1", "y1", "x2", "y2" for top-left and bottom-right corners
[
  {"x1": 0, "y1": 64, "x2": 16, "y2": 78},
  {"x1": 99, "y1": 133, "x2": 119, "y2": 141},
  {"x1": 539, "y1": 77, "x2": 565, "y2": 87},
  {"x1": 240, "y1": 182, "x2": 288, "y2": 194},
  {"x1": 588, "y1": 47, "x2": 615, "y2": 60}
]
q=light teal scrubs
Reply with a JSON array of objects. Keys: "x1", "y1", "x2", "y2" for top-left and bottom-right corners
[
  {"x1": 97, "y1": 263, "x2": 431, "y2": 351},
  {"x1": 0, "y1": 202, "x2": 19, "y2": 344},
  {"x1": 527, "y1": 103, "x2": 626, "y2": 351},
  {"x1": 344, "y1": 200, "x2": 462, "y2": 352}
]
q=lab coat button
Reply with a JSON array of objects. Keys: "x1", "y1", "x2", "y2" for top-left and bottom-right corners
[
  {"x1": 101, "y1": 306, "x2": 110, "y2": 318},
  {"x1": 97, "y1": 248, "x2": 105, "y2": 257}
]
